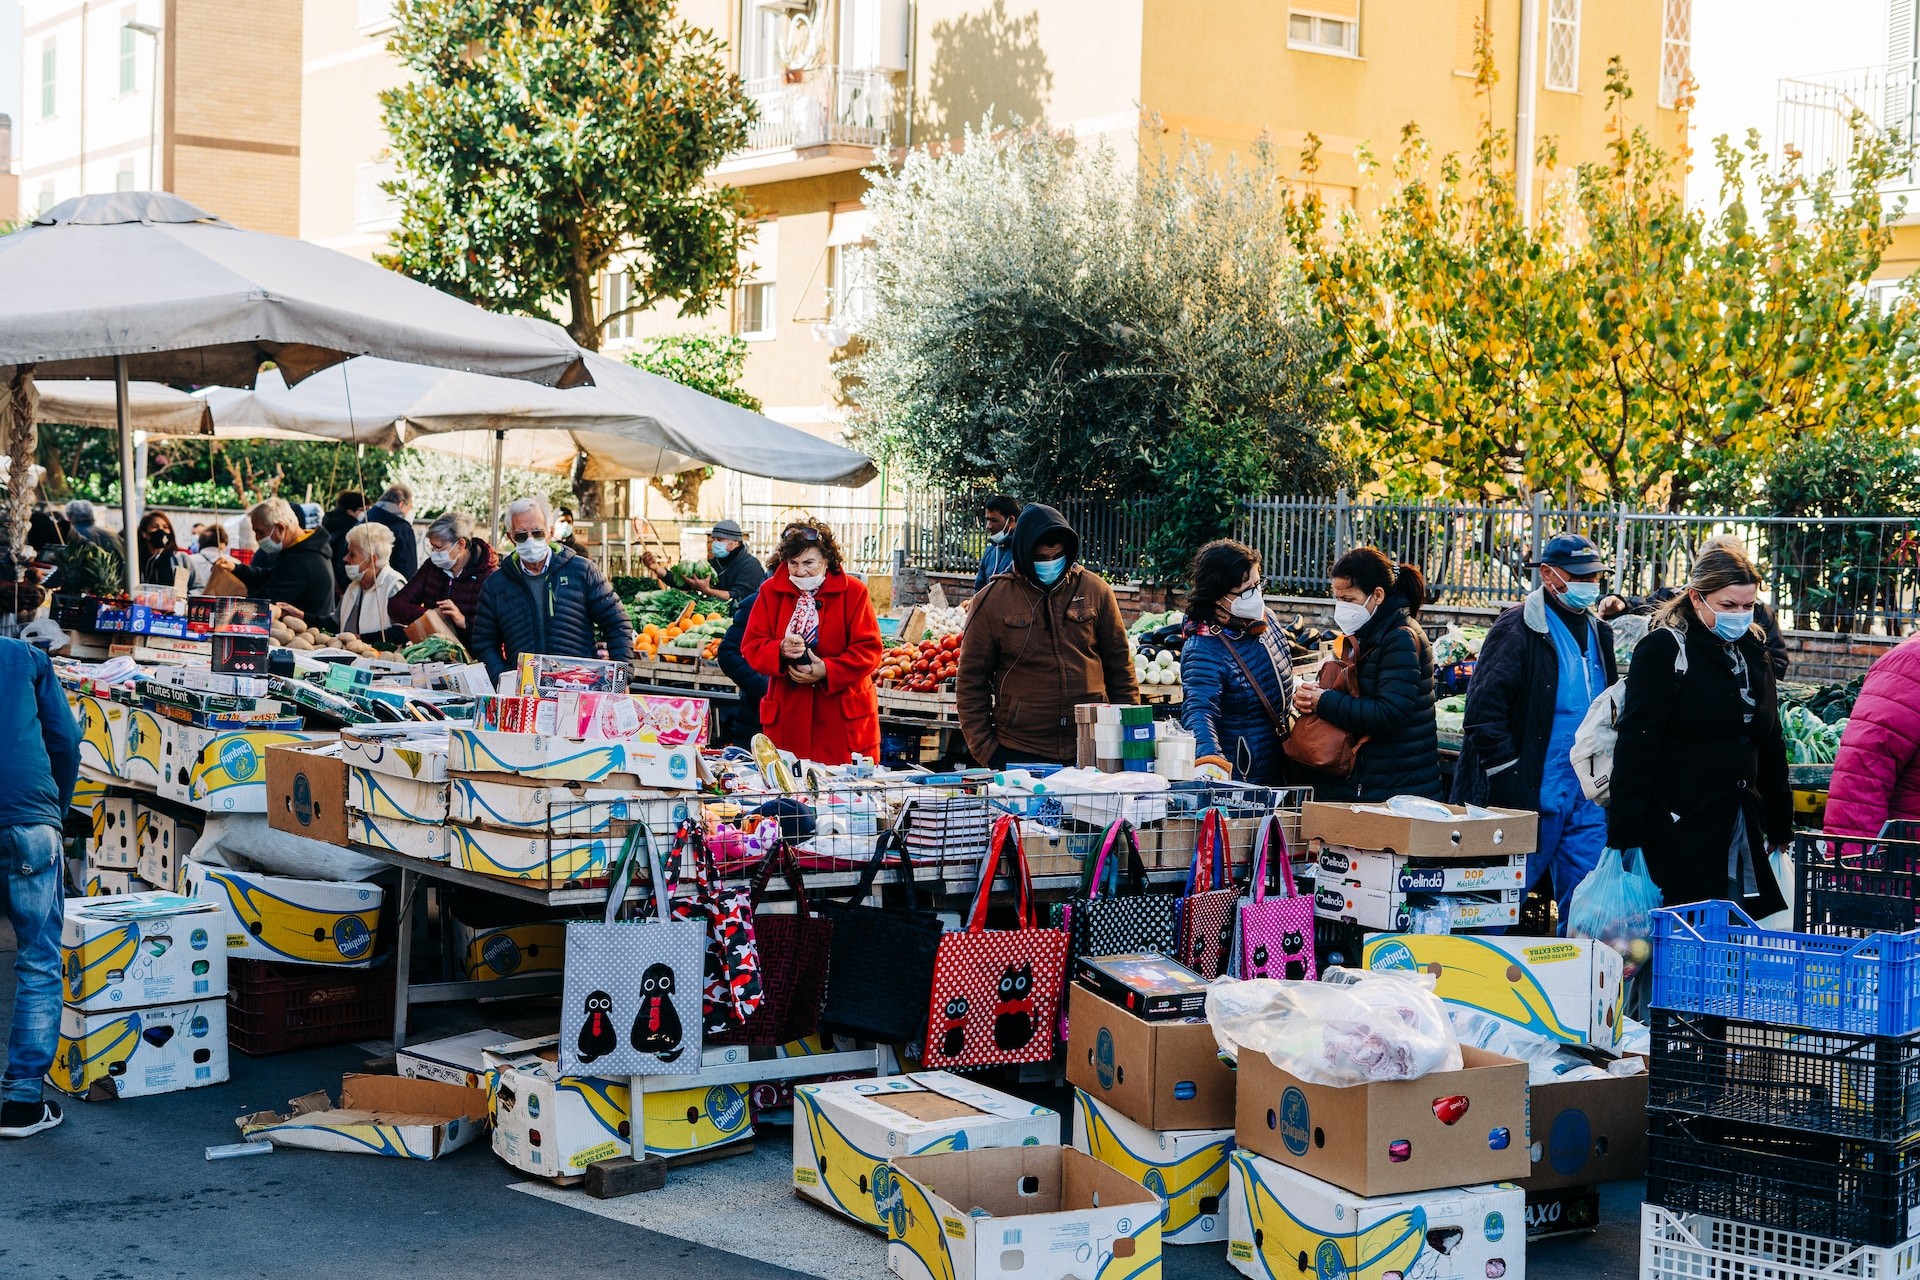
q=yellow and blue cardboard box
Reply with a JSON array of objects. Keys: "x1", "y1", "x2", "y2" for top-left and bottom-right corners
[
  {"x1": 1364, "y1": 933, "x2": 1625, "y2": 1050},
  {"x1": 135, "y1": 807, "x2": 200, "y2": 893},
  {"x1": 161, "y1": 723, "x2": 334, "y2": 812},
  {"x1": 116, "y1": 704, "x2": 167, "y2": 787},
  {"x1": 339, "y1": 725, "x2": 451, "y2": 783},
  {"x1": 638, "y1": 1078, "x2": 753, "y2": 1159},
  {"x1": 73, "y1": 694, "x2": 123, "y2": 775},
  {"x1": 349, "y1": 811, "x2": 450, "y2": 862},
  {"x1": 447, "y1": 727, "x2": 698, "y2": 789},
  {"x1": 888, "y1": 1146, "x2": 1162, "y2": 1280},
  {"x1": 794, "y1": 1071, "x2": 1059, "y2": 1230},
  {"x1": 87, "y1": 796, "x2": 139, "y2": 871},
  {"x1": 187, "y1": 861, "x2": 382, "y2": 968},
  {"x1": 446, "y1": 773, "x2": 677, "y2": 835},
  {"x1": 1226, "y1": 1149, "x2": 1525, "y2": 1280},
  {"x1": 347, "y1": 765, "x2": 450, "y2": 825},
  {"x1": 447, "y1": 915, "x2": 566, "y2": 981},
  {"x1": 61, "y1": 892, "x2": 226, "y2": 1011},
  {"x1": 50, "y1": 998, "x2": 229, "y2": 1099},
  {"x1": 239, "y1": 1074, "x2": 487, "y2": 1159},
  {"x1": 85, "y1": 868, "x2": 153, "y2": 897},
  {"x1": 447, "y1": 822, "x2": 617, "y2": 887},
  {"x1": 1071, "y1": 1088, "x2": 1232, "y2": 1246}
]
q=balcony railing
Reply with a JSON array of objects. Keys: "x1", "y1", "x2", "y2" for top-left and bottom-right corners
[
  {"x1": 1777, "y1": 61, "x2": 1920, "y2": 187},
  {"x1": 736, "y1": 66, "x2": 899, "y2": 157}
]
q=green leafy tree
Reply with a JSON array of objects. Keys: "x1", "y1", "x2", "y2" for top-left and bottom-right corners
[
  {"x1": 380, "y1": 0, "x2": 758, "y2": 350},
  {"x1": 383, "y1": 449, "x2": 575, "y2": 525},
  {"x1": 625, "y1": 333, "x2": 759, "y2": 513}
]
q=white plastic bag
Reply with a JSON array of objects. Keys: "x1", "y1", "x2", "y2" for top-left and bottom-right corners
[{"x1": 1206, "y1": 968, "x2": 1463, "y2": 1086}]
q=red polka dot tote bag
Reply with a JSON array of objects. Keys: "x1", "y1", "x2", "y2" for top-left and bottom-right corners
[{"x1": 920, "y1": 814, "x2": 1069, "y2": 1070}]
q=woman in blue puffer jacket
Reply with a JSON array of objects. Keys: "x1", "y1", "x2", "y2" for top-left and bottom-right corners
[{"x1": 1179, "y1": 540, "x2": 1295, "y2": 784}]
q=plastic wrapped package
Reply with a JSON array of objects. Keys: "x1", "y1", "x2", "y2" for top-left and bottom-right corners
[{"x1": 1206, "y1": 968, "x2": 1462, "y2": 1086}]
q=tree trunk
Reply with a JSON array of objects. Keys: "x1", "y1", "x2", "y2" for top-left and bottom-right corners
[
  {"x1": 3, "y1": 367, "x2": 38, "y2": 567},
  {"x1": 566, "y1": 239, "x2": 601, "y2": 352}
]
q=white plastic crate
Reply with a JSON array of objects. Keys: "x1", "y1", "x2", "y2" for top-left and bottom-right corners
[{"x1": 1643, "y1": 1204, "x2": 1920, "y2": 1280}]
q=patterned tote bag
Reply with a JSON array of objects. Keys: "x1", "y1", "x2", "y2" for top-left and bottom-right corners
[
  {"x1": 560, "y1": 825, "x2": 706, "y2": 1077},
  {"x1": 1175, "y1": 807, "x2": 1242, "y2": 980},
  {"x1": 709, "y1": 826, "x2": 833, "y2": 1047},
  {"x1": 1236, "y1": 811, "x2": 1317, "y2": 982},
  {"x1": 1069, "y1": 819, "x2": 1181, "y2": 966},
  {"x1": 666, "y1": 822, "x2": 765, "y2": 1037},
  {"x1": 921, "y1": 814, "x2": 1068, "y2": 1070}
]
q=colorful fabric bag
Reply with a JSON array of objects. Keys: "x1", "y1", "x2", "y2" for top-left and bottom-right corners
[
  {"x1": 1175, "y1": 807, "x2": 1241, "y2": 980},
  {"x1": 1236, "y1": 811, "x2": 1316, "y2": 982},
  {"x1": 664, "y1": 822, "x2": 765, "y2": 1036},
  {"x1": 708, "y1": 822, "x2": 832, "y2": 1047}
]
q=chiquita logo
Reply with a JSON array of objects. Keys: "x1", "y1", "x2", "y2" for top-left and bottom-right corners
[
  {"x1": 1316, "y1": 1239, "x2": 1349, "y2": 1280},
  {"x1": 705, "y1": 1086, "x2": 747, "y2": 1132},
  {"x1": 292, "y1": 774, "x2": 315, "y2": 826},
  {"x1": 1280, "y1": 1087, "x2": 1311, "y2": 1157},
  {"x1": 219, "y1": 739, "x2": 258, "y2": 780},
  {"x1": 333, "y1": 916, "x2": 373, "y2": 960},
  {"x1": 1369, "y1": 940, "x2": 1417, "y2": 972},
  {"x1": 1094, "y1": 1028, "x2": 1117, "y2": 1091},
  {"x1": 669, "y1": 754, "x2": 690, "y2": 782},
  {"x1": 482, "y1": 934, "x2": 523, "y2": 977}
]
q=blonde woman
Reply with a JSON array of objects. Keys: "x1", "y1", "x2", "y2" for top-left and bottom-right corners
[{"x1": 338, "y1": 523, "x2": 407, "y2": 640}]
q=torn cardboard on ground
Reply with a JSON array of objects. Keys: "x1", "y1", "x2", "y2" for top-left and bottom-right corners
[{"x1": 238, "y1": 1074, "x2": 487, "y2": 1160}]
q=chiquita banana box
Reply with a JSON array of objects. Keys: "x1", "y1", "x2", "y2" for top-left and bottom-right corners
[
  {"x1": 187, "y1": 862, "x2": 382, "y2": 967},
  {"x1": 1364, "y1": 933, "x2": 1624, "y2": 1049},
  {"x1": 88, "y1": 797, "x2": 139, "y2": 871},
  {"x1": 73, "y1": 694, "x2": 123, "y2": 775},
  {"x1": 116, "y1": 705, "x2": 166, "y2": 787},
  {"x1": 639, "y1": 1080, "x2": 753, "y2": 1158},
  {"x1": 160, "y1": 723, "x2": 333, "y2": 812},
  {"x1": 50, "y1": 999, "x2": 229, "y2": 1099},
  {"x1": 448, "y1": 916, "x2": 566, "y2": 982},
  {"x1": 62, "y1": 892, "x2": 226, "y2": 1011},
  {"x1": 1226, "y1": 1149, "x2": 1524, "y2": 1280},
  {"x1": 794, "y1": 1072, "x2": 1058, "y2": 1230},
  {"x1": 1072, "y1": 1088, "x2": 1233, "y2": 1245},
  {"x1": 446, "y1": 822, "x2": 615, "y2": 887}
]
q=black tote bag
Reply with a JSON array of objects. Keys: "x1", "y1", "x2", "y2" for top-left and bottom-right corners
[{"x1": 816, "y1": 827, "x2": 945, "y2": 1044}]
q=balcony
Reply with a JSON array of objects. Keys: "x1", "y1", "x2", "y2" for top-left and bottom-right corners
[
  {"x1": 1776, "y1": 62, "x2": 1920, "y2": 204},
  {"x1": 714, "y1": 66, "x2": 901, "y2": 186}
]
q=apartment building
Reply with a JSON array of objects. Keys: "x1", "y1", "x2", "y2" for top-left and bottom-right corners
[{"x1": 17, "y1": 0, "x2": 300, "y2": 231}]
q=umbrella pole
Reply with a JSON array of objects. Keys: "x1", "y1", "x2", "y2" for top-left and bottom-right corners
[
  {"x1": 489, "y1": 429, "x2": 504, "y2": 542},
  {"x1": 115, "y1": 355, "x2": 140, "y2": 595}
]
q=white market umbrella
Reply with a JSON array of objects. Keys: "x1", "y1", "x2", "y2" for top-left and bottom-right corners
[{"x1": 0, "y1": 191, "x2": 590, "y2": 589}]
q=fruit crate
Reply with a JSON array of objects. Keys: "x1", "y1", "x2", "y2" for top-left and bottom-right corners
[
  {"x1": 1641, "y1": 1204, "x2": 1920, "y2": 1280},
  {"x1": 1797, "y1": 834, "x2": 1920, "y2": 938},
  {"x1": 227, "y1": 958, "x2": 394, "y2": 1056},
  {"x1": 1648, "y1": 1008, "x2": 1920, "y2": 1145},
  {"x1": 1646, "y1": 1112, "x2": 1920, "y2": 1247},
  {"x1": 1652, "y1": 900, "x2": 1920, "y2": 1037}
]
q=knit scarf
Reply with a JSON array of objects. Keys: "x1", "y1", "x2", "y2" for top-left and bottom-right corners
[{"x1": 788, "y1": 588, "x2": 820, "y2": 646}]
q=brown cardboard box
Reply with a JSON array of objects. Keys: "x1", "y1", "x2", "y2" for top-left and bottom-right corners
[
  {"x1": 1146, "y1": 814, "x2": 1261, "y2": 872},
  {"x1": 1066, "y1": 985, "x2": 1236, "y2": 1131},
  {"x1": 1022, "y1": 826, "x2": 1101, "y2": 879},
  {"x1": 1523, "y1": 1068, "x2": 1648, "y2": 1190},
  {"x1": 1300, "y1": 801, "x2": 1539, "y2": 858},
  {"x1": 266, "y1": 742, "x2": 350, "y2": 847},
  {"x1": 1235, "y1": 1045, "x2": 1530, "y2": 1197}
]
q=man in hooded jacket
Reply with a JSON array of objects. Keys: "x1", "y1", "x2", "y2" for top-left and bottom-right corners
[{"x1": 956, "y1": 503, "x2": 1138, "y2": 767}]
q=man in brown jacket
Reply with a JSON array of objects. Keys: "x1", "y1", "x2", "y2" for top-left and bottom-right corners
[{"x1": 957, "y1": 503, "x2": 1139, "y2": 766}]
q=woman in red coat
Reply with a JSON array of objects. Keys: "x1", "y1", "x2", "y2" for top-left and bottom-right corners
[{"x1": 741, "y1": 522, "x2": 883, "y2": 765}]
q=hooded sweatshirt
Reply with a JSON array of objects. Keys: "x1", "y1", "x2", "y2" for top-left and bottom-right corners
[{"x1": 955, "y1": 503, "x2": 1138, "y2": 764}]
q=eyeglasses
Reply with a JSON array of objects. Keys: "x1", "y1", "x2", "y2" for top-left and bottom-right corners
[
  {"x1": 783, "y1": 527, "x2": 822, "y2": 543},
  {"x1": 509, "y1": 529, "x2": 543, "y2": 543}
]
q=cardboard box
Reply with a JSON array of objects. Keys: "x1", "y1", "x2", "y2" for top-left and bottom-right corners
[
  {"x1": 210, "y1": 632, "x2": 270, "y2": 675},
  {"x1": 49, "y1": 998, "x2": 229, "y2": 1098},
  {"x1": 447, "y1": 822, "x2": 617, "y2": 887},
  {"x1": 162, "y1": 724, "x2": 334, "y2": 812},
  {"x1": 1071, "y1": 1088, "x2": 1232, "y2": 1246},
  {"x1": 1235, "y1": 1046, "x2": 1530, "y2": 1197},
  {"x1": 88, "y1": 796, "x2": 138, "y2": 871},
  {"x1": 448, "y1": 916, "x2": 566, "y2": 981},
  {"x1": 396, "y1": 1029, "x2": 516, "y2": 1090},
  {"x1": 1226, "y1": 1149, "x2": 1525, "y2": 1280},
  {"x1": 447, "y1": 727, "x2": 698, "y2": 790},
  {"x1": 345, "y1": 765, "x2": 449, "y2": 825},
  {"x1": 135, "y1": 807, "x2": 200, "y2": 893},
  {"x1": 1020, "y1": 825, "x2": 1099, "y2": 879},
  {"x1": 338, "y1": 726, "x2": 451, "y2": 783},
  {"x1": 1066, "y1": 985, "x2": 1236, "y2": 1131},
  {"x1": 239, "y1": 1075, "x2": 488, "y2": 1159},
  {"x1": 517, "y1": 652, "x2": 630, "y2": 695},
  {"x1": 264, "y1": 742, "x2": 349, "y2": 847},
  {"x1": 1315, "y1": 882, "x2": 1522, "y2": 931},
  {"x1": 74, "y1": 694, "x2": 125, "y2": 775},
  {"x1": 1317, "y1": 846, "x2": 1527, "y2": 895},
  {"x1": 61, "y1": 892, "x2": 226, "y2": 1010},
  {"x1": 187, "y1": 862, "x2": 382, "y2": 967},
  {"x1": 446, "y1": 773, "x2": 676, "y2": 836},
  {"x1": 1523, "y1": 1069, "x2": 1648, "y2": 1190},
  {"x1": 637, "y1": 1079, "x2": 754, "y2": 1158},
  {"x1": 1301, "y1": 801, "x2": 1538, "y2": 858},
  {"x1": 888, "y1": 1146, "x2": 1161, "y2": 1280},
  {"x1": 1364, "y1": 933, "x2": 1626, "y2": 1050},
  {"x1": 1076, "y1": 954, "x2": 1211, "y2": 1021},
  {"x1": 116, "y1": 705, "x2": 167, "y2": 786},
  {"x1": 793, "y1": 1072, "x2": 1059, "y2": 1230},
  {"x1": 85, "y1": 869, "x2": 154, "y2": 897},
  {"x1": 348, "y1": 811, "x2": 451, "y2": 863}
]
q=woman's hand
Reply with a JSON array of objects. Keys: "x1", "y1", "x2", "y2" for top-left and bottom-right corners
[
  {"x1": 790, "y1": 658, "x2": 826, "y2": 685},
  {"x1": 780, "y1": 633, "x2": 807, "y2": 660},
  {"x1": 1292, "y1": 685, "x2": 1323, "y2": 715},
  {"x1": 435, "y1": 600, "x2": 466, "y2": 629}
]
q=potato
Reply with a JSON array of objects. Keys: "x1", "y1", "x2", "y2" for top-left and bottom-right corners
[
  {"x1": 283, "y1": 617, "x2": 309, "y2": 634},
  {"x1": 270, "y1": 625, "x2": 293, "y2": 644},
  {"x1": 288, "y1": 636, "x2": 314, "y2": 650}
]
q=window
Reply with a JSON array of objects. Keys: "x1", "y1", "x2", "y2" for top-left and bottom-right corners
[
  {"x1": 601, "y1": 269, "x2": 635, "y2": 343},
  {"x1": 738, "y1": 0, "x2": 789, "y2": 82},
  {"x1": 119, "y1": 12, "x2": 138, "y2": 95},
  {"x1": 826, "y1": 205, "x2": 877, "y2": 330},
  {"x1": 39, "y1": 39, "x2": 56, "y2": 120},
  {"x1": 1545, "y1": 0, "x2": 1580, "y2": 92},
  {"x1": 737, "y1": 283, "x2": 777, "y2": 339},
  {"x1": 1454, "y1": 0, "x2": 1486, "y2": 75},
  {"x1": 1287, "y1": 6, "x2": 1358, "y2": 56},
  {"x1": 736, "y1": 219, "x2": 778, "y2": 340},
  {"x1": 1659, "y1": 0, "x2": 1691, "y2": 108},
  {"x1": 115, "y1": 163, "x2": 135, "y2": 192},
  {"x1": 357, "y1": 0, "x2": 397, "y2": 35}
]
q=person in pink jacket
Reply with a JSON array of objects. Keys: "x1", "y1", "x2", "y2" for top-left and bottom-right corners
[{"x1": 1824, "y1": 637, "x2": 1920, "y2": 837}]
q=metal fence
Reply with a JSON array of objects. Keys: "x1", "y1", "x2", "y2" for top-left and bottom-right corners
[{"x1": 896, "y1": 489, "x2": 1156, "y2": 581}]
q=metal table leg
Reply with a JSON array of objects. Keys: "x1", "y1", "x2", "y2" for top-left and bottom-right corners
[{"x1": 392, "y1": 866, "x2": 417, "y2": 1050}]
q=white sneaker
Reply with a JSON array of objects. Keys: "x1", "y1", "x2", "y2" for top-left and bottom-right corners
[{"x1": 0, "y1": 1099, "x2": 64, "y2": 1138}]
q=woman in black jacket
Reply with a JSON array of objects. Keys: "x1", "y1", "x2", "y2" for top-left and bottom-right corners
[
  {"x1": 1292, "y1": 547, "x2": 1443, "y2": 801},
  {"x1": 134, "y1": 511, "x2": 191, "y2": 588},
  {"x1": 1607, "y1": 543, "x2": 1792, "y2": 914}
]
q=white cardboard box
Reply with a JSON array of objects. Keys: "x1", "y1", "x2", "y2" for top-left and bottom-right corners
[
  {"x1": 117, "y1": 704, "x2": 167, "y2": 787},
  {"x1": 187, "y1": 861, "x2": 382, "y2": 968},
  {"x1": 239, "y1": 1075, "x2": 488, "y2": 1160},
  {"x1": 338, "y1": 726, "x2": 451, "y2": 783},
  {"x1": 61, "y1": 892, "x2": 227, "y2": 1011},
  {"x1": 397, "y1": 1029, "x2": 516, "y2": 1089},
  {"x1": 85, "y1": 869, "x2": 154, "y2": 897},
  {"x1": 88, "y1": 797, "x2": 138, "y2": 871},
  {"x1": 135, "y1": 807, "x2": 198, "y2": 893},
  {"x1": 1316, "y1": 881, "x2": 1521, "y2": 931},
  {"x1": 159, "y1": 722, "x2": 334, "y2": 812},
  {"x1": 49, "y1": 998, "x2": 229, "y2": 1099},
  {"x1": 446, "y1": 773, "x2": 685, "y2": 835},
  {"x1": 488, "y1": 1059, "x2": 635, "y2": 1177},
  {"x1": 348, "y1": 811, "x2": 451, "y2": 863},
  {"x1": 1226, "y1": 1149, "x2": 1524, "y2": 1280},
  {"x1": 1317, "y1": 846, "x2": 1527, "y2": 895},
  {"x1": 447, "y1": 822, "x2": 618, "y2": 886},
  {"x1": 447, "y1": 727, "x2": 699, "y2": 789},
  {"x1": 794, "y1": 1072, "x2": 1059, "y2": 1230},
  {"x1": 1070, "y1": 1088, "x2": 1232, "y2": 1246},
  {"x1": 347, "y1": 766, "x2": 450, "y2": 824},
  {"x1": 1365, "y1": 932, "x2": 1626, "y2": 1050}
]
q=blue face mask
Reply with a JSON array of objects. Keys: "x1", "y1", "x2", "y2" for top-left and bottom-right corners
[
  {"x1": 711, "y1": 540, "x2": 730, "y2": 559},
  {"x1": 1709, "y1": 606, "x2": 1754, "y2": 642},
  {"x1": 1559, "y1": 581, "x2": 1600, "y2": 611},
  {"x1": 1033, "y1": 556, "x2": 1066, "y2": 586}
]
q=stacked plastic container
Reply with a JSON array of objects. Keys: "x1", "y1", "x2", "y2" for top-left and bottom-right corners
[{"x1": 1643, "y1": 837, "x2": 1920, "y2": 1280}]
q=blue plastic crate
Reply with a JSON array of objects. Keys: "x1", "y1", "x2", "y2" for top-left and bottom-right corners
[{"x1": 1653, "y1": 900, "x2": 1920, "y2": 1036}]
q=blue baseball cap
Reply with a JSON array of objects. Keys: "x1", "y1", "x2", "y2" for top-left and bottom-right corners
[{"x1": 1539, "y1": 533, "x2": 1609, "y2": 575}]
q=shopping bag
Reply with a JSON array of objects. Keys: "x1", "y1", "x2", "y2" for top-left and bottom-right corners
[
  {"x1": 816, "y1": 828, "x2": 944, "y2": 1044},
  {"x1": 1567, "y1": 846, "x2": 1663, "y2": 979},
  {"x1": 709, "y1": 823, "x2": 833, "y2": 1047},
  {"x1": 1175, "y1": 807, "x2": 1241, "y2": 980},
  {"x1": 1069, "y1": 819, "x2": 1180, "y2": 965},
  {"x1": 666, "y1": 822, "x2": 764, "y2": 1037},
  {"x1": 921, "y1": 814, "x2": 1068, "y2": 1070},
  {"x1": 559, "y1": 825, "x2": 706, "y2": 1076},
  {"x1": 1237, "y1": 811, "x2": 1315, "y2": 981}
]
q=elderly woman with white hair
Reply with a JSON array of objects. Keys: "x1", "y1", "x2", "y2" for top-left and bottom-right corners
[
  {"x1": 470, "y1": 496, "x2": 634, "y2": 683},
  {"x1": 337, "y1": 523, "x2": 409, "y2": 640},
  {"x1": 387, "y1": 510, "x2": 499, "y2": 646},
  {"x1": 218, "y1": 496, "x2": 339, "y2": 632}
]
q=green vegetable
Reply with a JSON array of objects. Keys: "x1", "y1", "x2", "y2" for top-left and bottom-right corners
[
  {"x1": 402, "y1": 635, "x2": 470, "y2": 664},
  {"x1": 610, "y1": 574, "x2": 661, "y2": 599}
]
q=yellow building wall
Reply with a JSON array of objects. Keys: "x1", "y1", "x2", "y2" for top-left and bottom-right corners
[
  {"x1": 298, "y1": 5, "x2": 408, "y2": 257},
  {"x1": 166, "y1": 0, "x2": 302, "y2": 235}
]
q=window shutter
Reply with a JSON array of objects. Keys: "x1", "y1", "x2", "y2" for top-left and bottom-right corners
[
  {"x1": 1890, "y1": 0, "x2": 1916, "y2": 166},
  {"x1": 1454, "y1": 0, "x2": 1485, "y2": 74},
  {"x1": 1303, "y1": 0, "x2": 1359, "y2": 21},
  {"x1": 740, "y1": 219, "x2": 779, "y2": 282}
]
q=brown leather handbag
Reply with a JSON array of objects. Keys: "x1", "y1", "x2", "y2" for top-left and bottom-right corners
[{"x1": 1283, "y1": 649, "x2": 1369, "y2": 777}]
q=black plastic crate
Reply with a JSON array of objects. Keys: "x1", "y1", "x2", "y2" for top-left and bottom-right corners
[
  {"x1": 227, "y1": 959, "x2": 393, "y2": 1056},
  {"x1": 1795, "y1": 834, "x2": 1920, "y2": 937},
  {"x1": 1647, "y1": 1112, "x2": 1920, "y2": 1247},
  {"x1": 1314, "y1": 915, "x2": 1370, "y2": 970},
  {"x1": 1649, "y1": 1008, "x2": 1920, "y2": 1145}
]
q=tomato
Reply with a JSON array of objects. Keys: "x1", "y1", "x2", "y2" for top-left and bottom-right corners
[{"x1": 941, "y1": 634, "x2": 960, "y2": 650}]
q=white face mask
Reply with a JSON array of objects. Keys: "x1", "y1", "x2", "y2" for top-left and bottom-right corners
[
  {"x1": 257, "y1": 536, "x2": 281, "y2": 555},
  {"x1": 789, "y1": 572, "x2": 826, "y2": 592},
  {"x1": 429, "y1": 546, "x2": 457, "y2": 573},
  {"x1": 1332, "y1": 599, "x2": 1375, "y2": 635},
  {"x1": 553, "y1": 520, "x2": 573, "y2": 539},
  {"x1": 1228, "y1": 587, "x2": 1266, "y2": 621},
  {"x1": 516, "y1": 536, "x2": 551, "y2": 567}
]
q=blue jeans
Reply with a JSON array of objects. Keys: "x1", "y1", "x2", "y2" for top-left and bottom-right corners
[{"x1": 2, "y1": 825, "x2": 64, "y2": 1104}]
